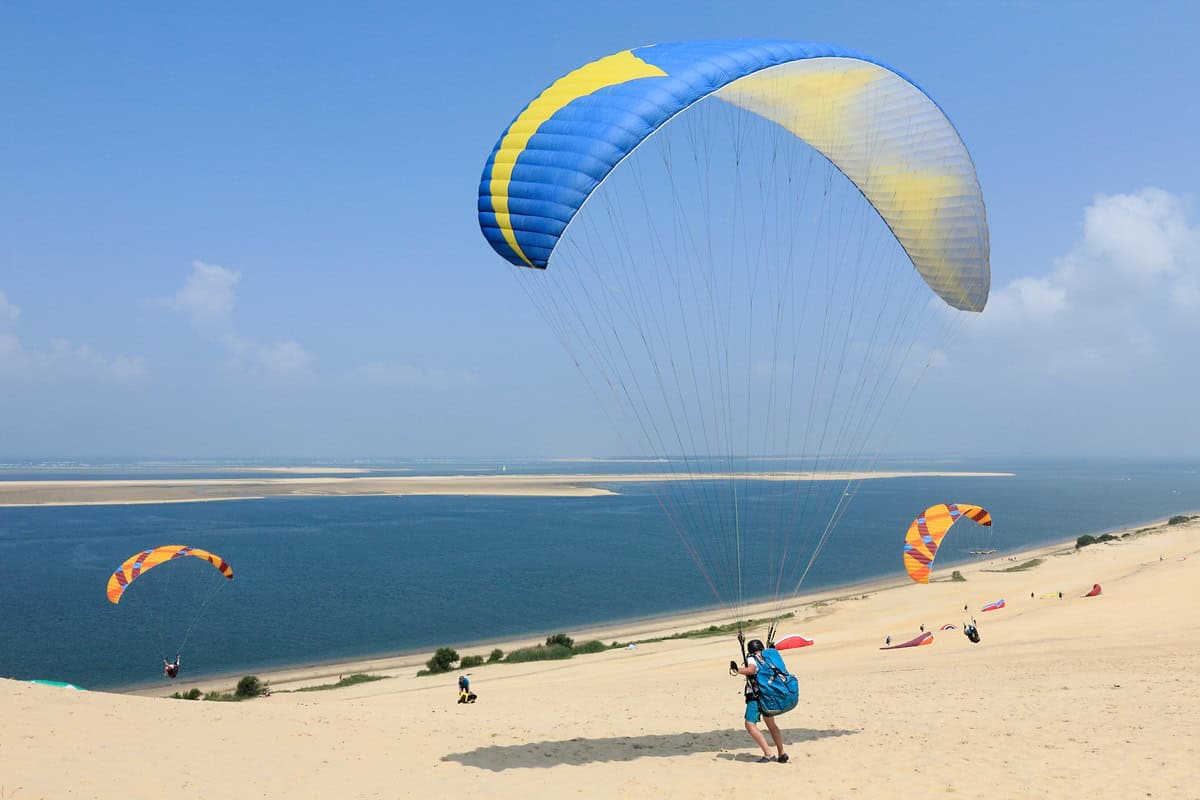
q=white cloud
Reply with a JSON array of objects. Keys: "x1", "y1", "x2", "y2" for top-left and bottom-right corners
[
  {"x1": 982, "y1": 277, "x2": 1068, "y2": 328},
  {"x1": 164, "y1": 261, "x2": 313, "y2": 377},
  {"x1": 0, "y1": 336, "x2": 146, "y2": 382},
  {"x1": 169, "y1": 260, "x2": 241, "y2": 330},
  {"x1": 1078, "y1": 188, "x2": 1193, "y2": 282},
  {"x1": 360, "y1": 361, "x2": 477, "y2": 388},
  {"x1": 258, "y1": 340, "x2": 311, "y2": 375},
  {"x1": 967, "y1": 187, "x2": 1199, "y2": 377},
  {"x1": 0, "y1": 291, "x2": 145, "y2": 382},
  {"x1": 0, "y1": 291, "x2": 18, "y2": 328},
  {"x1": 0, "y1": 291, "x2": 19, "y2": 329}
]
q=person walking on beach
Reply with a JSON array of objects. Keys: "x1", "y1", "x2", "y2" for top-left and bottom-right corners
[{"x1": 731, "y1": 639, "x2": 788, "y2": 764}]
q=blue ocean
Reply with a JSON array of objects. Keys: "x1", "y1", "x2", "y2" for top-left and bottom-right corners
[{"x1": 1, "y1": 458, "x2": 1197, "y2": 690}]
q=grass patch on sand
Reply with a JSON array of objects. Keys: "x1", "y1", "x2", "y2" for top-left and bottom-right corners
[
  {"x1": 502, "y1": 643, "x2": 575, "y2": 663},
  {"x1": 289, "y1": 674, "x2": 389, "y2": 693},
  {"x1": 619, "y1": 613, "x2": 795, "y2": 646},
  {"x1": 985, "y1": 557, "x2": 1044, "y2": 573}
]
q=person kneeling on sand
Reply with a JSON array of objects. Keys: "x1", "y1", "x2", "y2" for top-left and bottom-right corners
[
  {"x1": 731, "y1": 639, "x2": 788, "y2": 764},
  {"x1": 457, "y1": 674, "x2": 477, "y2": 704}
]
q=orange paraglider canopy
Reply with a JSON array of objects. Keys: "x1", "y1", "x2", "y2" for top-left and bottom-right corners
[
  {"x1": 106, "y1": 545, "x2": 233, "y2": 604},
  {"x1": 902, "y1": 503, "x2": 992, "y2": 583}
]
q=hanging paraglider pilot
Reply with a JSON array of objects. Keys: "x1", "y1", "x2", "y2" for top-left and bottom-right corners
[
  {"x1": 163, "y1": 654, "x2": 181, "y2": 678},
  {"x1": 963, "y1": 620, "x2": 981, "y2": 644}
]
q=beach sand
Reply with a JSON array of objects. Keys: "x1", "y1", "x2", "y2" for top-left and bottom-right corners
[
  {"x1": 2, "y1": 517, "x2": 1196, "y2": 799},
  {"x1": 0, "y1": 470, "x2": 1012, "y2": 507}
]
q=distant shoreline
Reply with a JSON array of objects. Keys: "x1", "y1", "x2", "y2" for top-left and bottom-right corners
[{"x1": 0, "y1": 470, "x2": 1014, "y2": 507}]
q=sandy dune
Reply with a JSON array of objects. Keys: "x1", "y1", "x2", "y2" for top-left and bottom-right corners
[{"x1": 1, "y1": 518, "x2": 1196, "y2": 799}]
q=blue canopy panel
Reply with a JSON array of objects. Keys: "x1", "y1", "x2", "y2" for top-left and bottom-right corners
[{"x1": 478, "y1": 40, "x2": 989, "y2": 312}]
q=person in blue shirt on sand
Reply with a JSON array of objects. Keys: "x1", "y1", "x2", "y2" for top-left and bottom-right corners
[
  {"x1": 457, "y1": 674, "x2": 476, "y2": 703},
  {"x1": 730, "y1": 639, "x2": 788, "y2": 764}
]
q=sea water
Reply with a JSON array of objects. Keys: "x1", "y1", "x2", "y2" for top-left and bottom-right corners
[{"x1": 0, "y1": 458, "x2": 1196, "y2": 689}]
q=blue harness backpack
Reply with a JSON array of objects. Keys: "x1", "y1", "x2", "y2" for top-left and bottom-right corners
[{"x1": 751, "y1": 648, "x2": 799, "y2": 717}]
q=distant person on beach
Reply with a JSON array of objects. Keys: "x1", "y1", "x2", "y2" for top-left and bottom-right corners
[
  {"x1": 885, "y1": 635, "x2": 891, "y2": 646},
  {"x1": 731, "y1": 639, "x2": 788, "y2": 764},
  {"x1": 163, "y1": 654, "x2": 181, "y2": 678},
  {"x1": 457, "y1": 674, "x2": 476, "y2": 704},
  {"x1": 919, "y1": 624, "x2": 925, "y2": 632}
]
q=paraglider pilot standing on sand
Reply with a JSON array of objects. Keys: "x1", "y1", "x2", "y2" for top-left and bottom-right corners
[{"x1": 730, "y1": 633, "x2": 793, "y2": 763}]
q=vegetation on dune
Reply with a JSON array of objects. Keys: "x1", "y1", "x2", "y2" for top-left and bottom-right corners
[
  {"x1": 420, "y1": 647, "x2": 459, "y2": 675},
  {"x1": 170, "y1": 676, "x2": 269, "y2": 701},
  {"x1": 415, "y1": 614, "x2": 799, "y2": 676},
  {"x1": 502, "y1": 643, "x2": 574, "y2": 663},
  {"x1": 986, "y1": 557, "x2": 1044, "y2": 572},
  {"x1": 1076, "y1": 533, "x2": 1120, "y2": 549},
  {"x1": 1168, "y1": 514, "x2": 1197, "y2": 525},
  {"x1": 544, "y1": 633, "x2": 574, "y2": 649},
  {"x1": 169, "y1": 675, "x2": 272, "y2": 701},
  {"x1": 290, "y1": 674, "x2": 388, "y2": 693},
  {"x1": 620, "y1": 613, "x2": 796, "y2": 646},
  {"x1": 950, "y1": 570, "x2": 967, "y2": 582}
]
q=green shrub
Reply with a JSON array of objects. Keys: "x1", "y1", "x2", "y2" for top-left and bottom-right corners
[
  {"x1": 571, "y1": 639, "x2": 608, "y2": 654},
  {"x1": 171, "y1": 687, "x2": 203, "y2": 700},
  {"x1": 487, "y1": 648, "x2": 504, "y2": 663},
  {"x1": 235, "y1": 676, "x2": 264, "y2": 698},
  {"x1": 1077, "y1": 533, "x2": 1120, "y2": 549},
  {"x1": 459, "y1": 655, "x2": 484, "y2": 669},
  {"x1": 1168, "y1": 515, "x2": 1195, "y2": 525},
  {"x1": 950, "y1": 570, "x2": 966, "y2": 582},
  {"x1": 425, "y1": 647, "x2": 460, "y2": 674},
  {"x1": 545, "y1": 633, "x2": 574, "y2": 649},
  {"x1": 504, "y1": 644, "x2": 573, "y2": 663}
]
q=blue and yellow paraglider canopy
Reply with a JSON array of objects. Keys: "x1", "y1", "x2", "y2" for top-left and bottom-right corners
[{"x1": 479, "y1": 39, "x2": 989, "y2": 312}]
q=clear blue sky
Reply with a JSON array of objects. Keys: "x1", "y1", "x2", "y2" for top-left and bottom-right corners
[{"x1": 2, "y1": 1, "x2": 1198, "y2": 459}]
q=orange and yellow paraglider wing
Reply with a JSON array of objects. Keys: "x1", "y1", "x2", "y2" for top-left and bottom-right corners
[
  {"x1": 903, "y1": 504, "x2": 950, "y2": 583},
  {"x1": 106, "y1": 545, "x2": 233, "y2": 604},
  {"x1": 903, "y1": 503, "x2": 993, "y2": 583}
]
